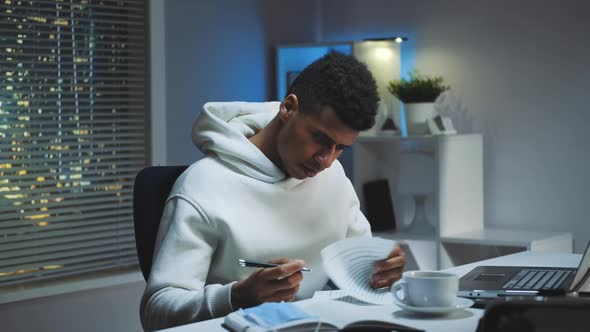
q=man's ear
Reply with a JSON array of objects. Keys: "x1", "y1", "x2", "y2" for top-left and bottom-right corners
[{"x1": 279, "y1": 94, "x2": 299, "y2": 122}]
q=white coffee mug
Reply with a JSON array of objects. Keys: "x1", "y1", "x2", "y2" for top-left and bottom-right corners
[{"x1": 391, "y1": 270, "x2": 459, "y2": 307}]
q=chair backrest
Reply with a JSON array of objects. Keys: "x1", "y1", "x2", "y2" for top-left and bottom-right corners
[{"x1": 133, "y1": 165, "x2": 189, "y2": 281}]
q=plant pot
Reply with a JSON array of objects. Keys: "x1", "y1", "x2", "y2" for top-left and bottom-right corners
[{"x1": 404, "y1": 102, "x2": 437, "y2": 135}]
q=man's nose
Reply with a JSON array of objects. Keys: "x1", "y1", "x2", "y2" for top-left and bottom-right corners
[{"x1": 314, "y1": 144, "x2": 337, "y2": 169}]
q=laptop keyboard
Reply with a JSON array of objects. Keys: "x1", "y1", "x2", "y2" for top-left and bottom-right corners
[{"x1": 502, "y1": 270, "x2": 571, "y2": 290}]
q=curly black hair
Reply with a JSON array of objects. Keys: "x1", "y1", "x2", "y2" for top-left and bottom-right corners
[{"x1": 286, "y1": 51, "x2": 379, "y2": 131}]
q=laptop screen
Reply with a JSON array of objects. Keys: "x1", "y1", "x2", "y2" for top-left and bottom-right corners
[{"x1": 570, "y1": 241, "x2": 590, "y2": 292}]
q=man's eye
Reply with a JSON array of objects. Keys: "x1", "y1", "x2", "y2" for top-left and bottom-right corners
[{"x1": 313, "y1": 133, "x2": 330, "y2": 145}]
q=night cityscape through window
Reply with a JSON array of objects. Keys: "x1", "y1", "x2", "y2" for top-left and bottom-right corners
[{"x1": 0, "y1": 0, "x2": 147, "y2": 286}]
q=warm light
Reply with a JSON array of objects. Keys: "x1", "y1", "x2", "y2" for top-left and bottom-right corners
[
  {"x1": 16, "y1": 268, "x2": 39, "y2": 275},
  {"x1": 375, "y1": 47, "x2": 393, "y2": 61},
  {"x1": 25, "y1": 213, "x2": 50, "y2": 220},
  {"x1": 4, "y1": 194, "x2": 24, "y2": 199},
  {"x1": 43, "y1": 265, "x2": 63, "y2": 270},
  {"x1": 53, "y1": 19, "x2": 68, "y2": 26}
]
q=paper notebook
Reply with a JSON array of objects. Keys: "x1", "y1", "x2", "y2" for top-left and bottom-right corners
[
  {"x1": 223, "y1": 300, "x2": 423, "y2": 332},
  {"x1": 321, "y1": 237, "x2": 397, "y2": 305}
]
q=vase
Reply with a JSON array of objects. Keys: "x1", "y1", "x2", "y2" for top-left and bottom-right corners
[{"x1": 404, "y1": 102, "x2": 437, "y2": 136}]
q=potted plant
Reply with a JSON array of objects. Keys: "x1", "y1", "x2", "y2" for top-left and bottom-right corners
[{"x1": 387, "y1": 70, "x2": 450, "y2": 135}]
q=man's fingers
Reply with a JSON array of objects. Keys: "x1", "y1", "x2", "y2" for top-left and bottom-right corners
[
  {"x1": 371, "y1": 269, "x2": 403, "y2": 286},
  {"x1": 264, "y1": 284, "x2": 300, "y2": 303},
  {"x1": 374, "y1": 255, "x2": 405, "y2": 273},
  {"x1": 269, "y1": 270, "x2": 303, "y2": 291},
  {"x1": 390, "y1": 244, "x2": 403, "y2": 256},
  {"x1": 369, "y1": 245, "x2": 406, "y2": 289},
  {"x1": 255, "y1": 270, "x2": 302, "y2": 300},
  {"x1": 260, "y1": 259, "x2": 305, "y2": 280},
  {"x1": 269, "y1": 258, "x2": 292, "y2": 265}
]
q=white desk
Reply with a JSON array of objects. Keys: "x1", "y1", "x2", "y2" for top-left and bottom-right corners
[{"x1": 160, "y1": 251, "x2": 581, "y2": 332}]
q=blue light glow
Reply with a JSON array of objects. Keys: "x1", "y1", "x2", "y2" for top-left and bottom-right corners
[{"x1": 276, "y1": 44, "x2": 352, "y2": 100}]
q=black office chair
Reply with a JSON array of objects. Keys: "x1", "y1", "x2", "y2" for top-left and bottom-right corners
[{"x1": 133, "y1": 165, "x2": 189, "y2": 281}]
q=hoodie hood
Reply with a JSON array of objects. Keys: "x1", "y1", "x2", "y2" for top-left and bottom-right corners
[{"x1": 192, "y1": 101, "x2": 287, "y2": 183}]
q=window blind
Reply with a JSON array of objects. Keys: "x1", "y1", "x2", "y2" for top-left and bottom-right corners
[{"x1": 0, "y1": 0, "x2": 148, "y2": 287}]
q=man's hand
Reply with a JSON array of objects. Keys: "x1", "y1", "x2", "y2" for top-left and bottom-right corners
[
  {"x1": 370, "y1": 245, "x2": 405, "y2": 289},
  {"x1": 231, "y1": 258, "x2": 304, "y2": 309}
]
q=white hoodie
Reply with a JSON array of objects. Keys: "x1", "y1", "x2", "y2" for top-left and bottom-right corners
[{"x1": 140, "y1": 102, "x2": 371, "y2": 330}]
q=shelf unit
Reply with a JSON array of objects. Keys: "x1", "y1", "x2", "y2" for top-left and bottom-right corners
[{"x1": 354, "y1": 133, "x2": 572, "y2": 269}]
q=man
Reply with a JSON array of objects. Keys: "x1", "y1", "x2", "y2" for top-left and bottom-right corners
[{"x1": 140, "y1": 51, "x2": 405, "y2": 330}]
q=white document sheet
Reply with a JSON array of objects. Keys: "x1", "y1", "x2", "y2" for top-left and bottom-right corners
[
  {"x1": 312, "y1": 290, "x2": 374, "y2": 305},
  {"x1": 320, "y1": 237, "x2": 396, "y2": 305}
]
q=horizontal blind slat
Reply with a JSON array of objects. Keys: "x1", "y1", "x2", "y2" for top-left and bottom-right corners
[
  {"x1": 0, "y1": 211, "x2": 134, "y2": 237},
  {"x1": 1, "y1": 145, "x2": 145, "y2": 159},
  {"x1": 1, "y1": 118, "x2": 145, "y2": 126},
  {"x1": 1, "y1": 232, "x2": 136, "y2": 260},
  {"x1": 0, "y1": 181, "x2": 135, "y2": 201},
  {"x1": 0, "y1": 0, "x2": 146, "y2": 11},
  {"x1": 0, "y1": 155, "x2": 144, "y2": 170},
  {"x1": 0, "y1": 193, "x2": 135, "y2": 218},
  {"x1": 0, "y1": 220, "x2": 135, "y2": 245},
  {"x1": 0, "y1": 196, "x2": 134, "y2": 218},
  {"x1": 0, "y1": 66, "x2": 146, "y2": 75},
  {"x1": 0, "y1": 203, "x2": 133, "y2": 230},
  {"x1": 0, "y1": 58, "x2": 146, "y2": 68},
  {"x1": 0, "y1": 110, "x2": 145, "y2": 117},
  {"x1": 0, "y1": 4, "x2": 147, "y2": 20},
  {"x1": 0, "y1": 246, "x2": 138, "y2": 273},
  {"x1": 0, "y1": 256, "x2": 138, "y2": 287},
  {"x1": 0, "y1": 12, "x2": 146, "y2": 27},
  {"x1": 1, "y1": 132, "x2": 146, "y2": 142},
  {"x1": 0, "y1": 42, "x2": 146, "y2": 56},
  {"x1": 1, "y1": 52, "x2": 146, "y2": 60},
  {"x1": 0, "y1": 201, "x2": 134, "y2": 225},
  {"x1": 1, "y1": 163, "x2": 144, "y2": 180},
  {"x1": 0, "y1": 83, "x2": 145, "y2": 90}
]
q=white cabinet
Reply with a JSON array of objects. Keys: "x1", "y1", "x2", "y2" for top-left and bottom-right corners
[{"x1": 353, "y1": 133, "x2": 572, "y2": 269}]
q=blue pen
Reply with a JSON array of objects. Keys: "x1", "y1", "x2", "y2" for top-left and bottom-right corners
[{"x1": 238, "y1": 259, "x2": 312, "y2": 272}]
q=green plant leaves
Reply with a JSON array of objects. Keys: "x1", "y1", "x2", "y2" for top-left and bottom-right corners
[{"x1": 387, "y1": 70, "x2": 450, "y2": 103}]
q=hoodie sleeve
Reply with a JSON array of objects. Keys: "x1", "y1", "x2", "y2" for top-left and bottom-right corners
[{"x1": 139, "y1": 197, "x2": 234, "y2": 331}]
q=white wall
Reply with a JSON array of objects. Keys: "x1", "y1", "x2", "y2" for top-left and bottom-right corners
[
  {"x1": 163, "y1": 0, "x2": 320, "y2": 165},
  {"x1": 150, "y1": 0, "x2": 168, "y2": 166},
  {"x1": 321, "y1": 0, "x2": 590, "y2": 252}
]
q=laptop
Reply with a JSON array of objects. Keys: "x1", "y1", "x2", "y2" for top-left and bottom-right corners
[{"x1": 459, "y1": 240, "x2": 590, "y2": 300}]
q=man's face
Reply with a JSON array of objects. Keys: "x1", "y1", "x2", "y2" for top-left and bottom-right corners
[{"x1": 276, "y1": 105, "x2": 359, "y2": 180}]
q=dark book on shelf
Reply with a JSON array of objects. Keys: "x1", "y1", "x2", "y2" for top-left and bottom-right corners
[{"x1": 363, "y1": 179, "x2": 396, "y2": 232}]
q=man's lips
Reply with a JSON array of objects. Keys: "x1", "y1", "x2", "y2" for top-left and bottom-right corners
[{"x1": 301, "y1": 164, "x2": 321, "y2": 176}]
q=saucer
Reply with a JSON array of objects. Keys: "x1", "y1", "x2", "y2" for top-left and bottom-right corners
[{"x1": 392, "y1": 296, "x2": 474, "y2": 315}]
